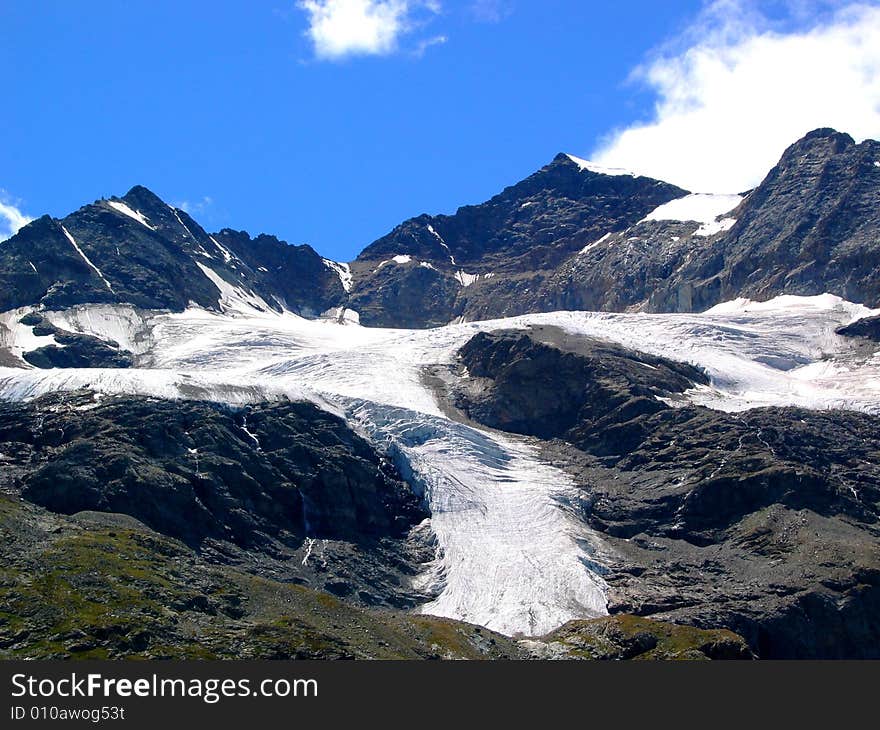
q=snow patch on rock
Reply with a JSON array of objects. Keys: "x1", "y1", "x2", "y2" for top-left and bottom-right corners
[
  {"x1": 643, "y1": 193, "x2": 743, "y2": 225},
  {"x1": 107, "y1": 201, "x2": 156, "y2": 230},
  {"x1": 322, "y1": 259, "x2": 352, "y2": 292}
]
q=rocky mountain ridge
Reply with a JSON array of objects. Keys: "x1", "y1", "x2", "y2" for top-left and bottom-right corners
[
  {"x1": 0, "y1": 186, "x2": 346, "y2": 319},
  {"x1": 4, "y1": 128, "x2": 879, "y2": 332},
  {"x1": 347, "y1": 129, "x2": 880, "y2": 326}
]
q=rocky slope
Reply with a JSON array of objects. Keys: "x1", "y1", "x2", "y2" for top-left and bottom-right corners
[
  {"x1": 0, "y1": 492, "x2": 750, "y2": 660},
  {"x1": 348, "y1": 154, "x2": 687, "y2": 327},
  {"x1": 0, "y1": 391, "x2": 430, "y2": 609},
  {"x1": 444, "y1": 329, "x2": 880, "y2": 658}
]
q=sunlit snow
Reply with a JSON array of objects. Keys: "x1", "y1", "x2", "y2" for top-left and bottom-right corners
[
  {"x1": 565, "y1": 154, "x2": 637, "y2": 177},
  {"x1": 643, "y1": 193, "x2": 743, "y2": 225},
  {"x1": 106, "y1": 201, "x2": 156, "y2": 230},
  {"x1": 455, "y1": 270, "x2": 480, "y2": 287},
  {"x1": 322, "y1": 259, "x2": 353, "y2": 292},
  {"x1": 579, "y1": 232, "x2": 612, "y2": 254}
]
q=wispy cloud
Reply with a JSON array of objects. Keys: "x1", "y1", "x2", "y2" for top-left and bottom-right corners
[
  {"x1": 297, "y1": 0, "x2": 442, "y2": 60},
  {"x1": 592, "y1": 1, "x2": 880, "y2": 192},
  {"x1": 468, "y1": 0, "x2": 513, "y2": 23},
  {"x1": 0, "y1": 190, "x2": 33, "y2": 242},
  {"x1": 175, "y1": 196, "x2": 214, "y2": 217},
  {"x1": 413, "y1": 33, "x2": 448, "y2": 57}
]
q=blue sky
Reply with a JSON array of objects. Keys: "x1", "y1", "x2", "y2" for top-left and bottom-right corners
[{"x1": 3, "y1": 1, "x2": 880, "y2": 260}]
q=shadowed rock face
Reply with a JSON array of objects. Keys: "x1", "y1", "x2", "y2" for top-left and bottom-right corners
[
  {"x1": 446, "y1": 328, "x2": 880, "y2": 658},
  {"x1": 643, "y1": 128, "x2": 880, "y2": 312},
  {"x1": 0, "y1": 393, "x2": 423, "y2": 547},
  {"x1": 210, "y1": 229, "x2": 345, "y2": 316},
  {"x1": 0, "y1": 392, "x2": 429, "y2": 609},
  {"x1": 451, "y1": 328, "x2": 707, "y2": 439},
  {"x1": 532, "y1": 130, "x2": 880, "y2": 317}
]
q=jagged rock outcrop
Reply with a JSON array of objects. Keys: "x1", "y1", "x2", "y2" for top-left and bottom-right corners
[
  {"x1": 452, "y1": 328, "x2": 707, "y2": 439},
  {"x1": 211, "y1": 228, "x2": 345, "y2": 316},
  {"x1": 346, "y1": 128, "x2": 880, "y2": 327},
  {"x1": 645, "y1": 128, "x2": 880, "y2": 312},
  {"x1": 510, "y1": 129, "x2": 880, "y2": 317},
  {"x1": 6, "y1": 128, "x2": 879, "y2": 330},
  {"x1": 17, "y1": 312, "x2": 133, "y2": 369}
]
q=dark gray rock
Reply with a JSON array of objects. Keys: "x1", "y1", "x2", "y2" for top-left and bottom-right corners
[
  {"x1": 646, "y1": 128, "x2": 880, "y2": 311},
  {"x1": 837, "y1": 314, "x2": 880, "y2": 341},
  {"x1": 451, "y1": 327, "x2": 706, "y2": 440},
  {"x1": 18, "y1": 314, "x2": 133, "y2": 369},
  {"x1": 210, "y1": 229, "x2": 345, "y2": 316},
  {"x1": 541, "y1": 129, "x2": 880, "y2": 316},
  {"x1": 348, "y1": 128, "x2": 880, "y2": 326}
]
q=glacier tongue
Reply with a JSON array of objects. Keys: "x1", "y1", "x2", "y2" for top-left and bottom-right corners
[{"x1": 344, "y1": 400, "x2": 608, "y2": 637}]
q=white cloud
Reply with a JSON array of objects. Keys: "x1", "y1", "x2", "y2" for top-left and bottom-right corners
[
  {"x1": 0, "y1": 191, "x2": 33, "y2": 242},
  {"x1": 592, "y1": 2, "x2": 880, "y2": 192},
  {"x1": 298, "y1": 0, "x2": 441, "y2": 60}
]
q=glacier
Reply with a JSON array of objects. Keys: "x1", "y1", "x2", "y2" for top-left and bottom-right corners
[{"x1": 1, "y1": 292, "x2": 879, "y2": 636}]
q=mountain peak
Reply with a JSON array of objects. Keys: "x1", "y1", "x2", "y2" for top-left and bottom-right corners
[
  {"x1": 800, "y1": 127, "x2": 855, "y2": 145},
  {"x1": 120, "y1": 184, "x2": 168, "y2": 212}
]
